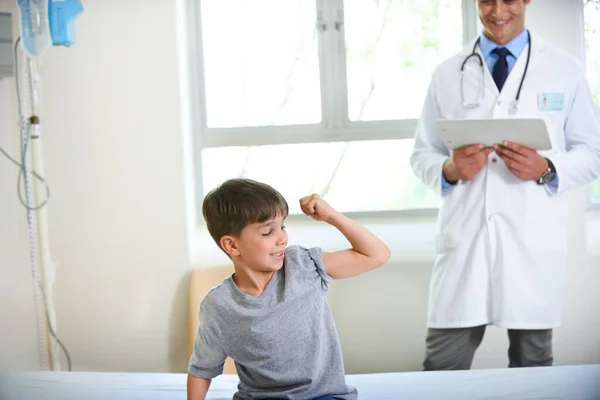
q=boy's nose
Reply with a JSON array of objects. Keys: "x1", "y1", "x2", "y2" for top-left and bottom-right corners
[{"x1": 276, "y1": 231, "x2": 287, "y2": 245}]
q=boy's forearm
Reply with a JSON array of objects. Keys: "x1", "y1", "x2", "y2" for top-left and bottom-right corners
[
  {"x1": 326, "y1": 212, "x2": 390, "y2": 263},
  {"x1": 187, "y1": 374, "x2": 211, "y2": 400}
]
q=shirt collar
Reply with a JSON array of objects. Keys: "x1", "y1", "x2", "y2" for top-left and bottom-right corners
[{"x1": 479, "y1": 29, "x2": 529, "y2": 58}]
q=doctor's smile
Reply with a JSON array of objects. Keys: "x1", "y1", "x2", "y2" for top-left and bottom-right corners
[{"x1": 479, "y1": 0, "x2": 530, "y2": 45}]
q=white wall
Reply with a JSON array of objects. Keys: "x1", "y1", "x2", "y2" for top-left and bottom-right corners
[
  {"x1": 0, "y1": 0, "x2": 598, "y2": 375},
  {"x1": 0, "y1": 0, "x2": 192, "y2": 372}
]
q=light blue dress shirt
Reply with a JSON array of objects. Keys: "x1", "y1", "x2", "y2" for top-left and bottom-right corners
[{"x1": 479, "y1": 28, "x2": 529, "y2": 75}]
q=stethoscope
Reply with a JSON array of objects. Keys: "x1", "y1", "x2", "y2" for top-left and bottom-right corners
[{"x1": 460, "y1": 30, "x2": 531, "y2": 115}]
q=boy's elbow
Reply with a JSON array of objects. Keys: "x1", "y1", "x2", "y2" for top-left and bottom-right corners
[{"x1": 374, "y1": 245, "x2": 391, "y2": 267}]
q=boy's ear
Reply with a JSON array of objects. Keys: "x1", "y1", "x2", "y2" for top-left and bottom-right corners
[{"x1": 220, "y1": 235, "x2": 240, "y2": 257}]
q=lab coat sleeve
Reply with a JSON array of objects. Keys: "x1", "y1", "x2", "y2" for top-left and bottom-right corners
[
  {"x1": 441, "y1": 173, "x2": 455, "y2": 190},
  {"x1": 409, "y1": 74, "x2": 452, "y2": 197},
  {"x1": 550, "y1": 72, "x2": 600, "y2": 195}
]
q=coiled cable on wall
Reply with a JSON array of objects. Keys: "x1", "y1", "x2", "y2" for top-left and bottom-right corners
[{"x1": 0, "y1": 36, "x2": 72, "y2": 371}]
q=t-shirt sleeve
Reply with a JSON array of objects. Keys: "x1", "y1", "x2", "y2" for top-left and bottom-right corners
[
  {"x1": 287, "y1": 245, "x2": 333, "y2": 292},
  {"x1": 187, "y1": 300, "x2": 227, "y2": 379}
]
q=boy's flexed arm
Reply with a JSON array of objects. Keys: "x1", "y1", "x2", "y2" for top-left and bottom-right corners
[{"x1": 300, "y1": 194, "x2": 391, "y2": 279}]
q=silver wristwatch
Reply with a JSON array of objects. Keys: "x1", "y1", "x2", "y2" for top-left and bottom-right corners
[{"x1": 537, "y1": 158, "x2": 556, "y2": 185}]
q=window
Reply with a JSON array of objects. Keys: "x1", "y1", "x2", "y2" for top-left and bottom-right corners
[
  {"x1": 195, "y1": 0, "x2": 475, "y2": 215},
  {"x1": 584, "y1": 0, "x2": 600, "y2": 205}
]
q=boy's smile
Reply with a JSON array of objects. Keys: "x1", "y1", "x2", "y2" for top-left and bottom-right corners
[{"x1": 270, "y1": 250, "x2": 285, "y2": 261}]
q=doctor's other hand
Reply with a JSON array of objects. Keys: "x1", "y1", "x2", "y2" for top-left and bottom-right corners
[
  {"x1": 300, "y1": 194, "x2": 340, "y2": 223},
  {"x1": 443, "y1": 144, "x2": 493, "y2": 183},
  {"x1": 493, "y1": 141, "x2": 548, "y2": 181}
]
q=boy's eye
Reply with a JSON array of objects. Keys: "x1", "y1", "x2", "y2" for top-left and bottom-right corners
[{"x1": 262, "y1": 226, "x2": 285, "y2": 236}]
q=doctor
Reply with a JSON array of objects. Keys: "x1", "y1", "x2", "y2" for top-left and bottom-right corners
[{"x1": 410, "y1": 0, "x2": 600, "y2": 370}]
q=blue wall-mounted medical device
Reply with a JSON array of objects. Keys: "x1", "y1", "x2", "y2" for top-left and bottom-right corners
[
  {"x1": 49, "y1": 0, "x2": 83, "y2": 47},
  {"x1": 17, "y1": 0, "x2": 83, "y2": 58}
]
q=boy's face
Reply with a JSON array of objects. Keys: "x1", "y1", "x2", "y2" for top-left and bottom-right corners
[{"x1": 224, "y1": 214, "x2": 288, "y2": 272}]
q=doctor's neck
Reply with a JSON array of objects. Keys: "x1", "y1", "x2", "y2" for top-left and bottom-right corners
[{"x1": 482, "y1": 27, "x2": 527, "y2": 46}]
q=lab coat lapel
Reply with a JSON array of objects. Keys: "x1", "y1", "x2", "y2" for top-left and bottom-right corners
[
  {"x1": 501, "y1": 31, "x2": 550, "y2": 96},
  {"x1": 475, "y1": 45, "x2": 499, "y2": 96},
  {"x1": 523, "y1": 31, "x2": 551, "y2": 75}
]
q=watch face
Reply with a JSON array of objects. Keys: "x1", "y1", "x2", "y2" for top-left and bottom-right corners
[{"x1": 539, "y1": 170, "x2": 556, "y2": 184}]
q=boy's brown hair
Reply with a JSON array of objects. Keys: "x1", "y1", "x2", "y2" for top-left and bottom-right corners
[{"x1": 202, "y1": 178, "x2": 289, "y2": 255}]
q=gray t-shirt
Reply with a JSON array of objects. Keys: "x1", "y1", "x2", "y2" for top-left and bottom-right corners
[{"x1": 188, "y1": 245, "x2": 358, "y2": 400}]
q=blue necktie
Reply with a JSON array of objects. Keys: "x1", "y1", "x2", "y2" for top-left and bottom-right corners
[{"x1": 492, "y1": 47, "x2": 511, "y2": 91}]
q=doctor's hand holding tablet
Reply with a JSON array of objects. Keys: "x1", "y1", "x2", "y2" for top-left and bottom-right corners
[
  {"x1": 409, "y1": 0, "x2": 600, "y2": 373},
  {"x1": 441, "y1": 143, "x2": 493, "y2": 183},
  {"x1": 438, "y1": 117, "x2": 555, "y2": 183}
]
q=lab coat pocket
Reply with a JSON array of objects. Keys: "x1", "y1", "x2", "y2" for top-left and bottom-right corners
[
  {"x1": 435, "y1": 186, "x2": 466, "y2": 252},
  {"x1": 525, "y1": 183, "x2": 568, "y2": 251}
]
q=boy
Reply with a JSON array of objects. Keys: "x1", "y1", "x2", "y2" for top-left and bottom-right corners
[{"x1": 187, "y1": 178, "x2": 391, "y2": 400}]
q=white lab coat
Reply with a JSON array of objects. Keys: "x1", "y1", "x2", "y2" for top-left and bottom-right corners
[{"x1": 410, "y1": 32, "x2": 600, "y2": 329}]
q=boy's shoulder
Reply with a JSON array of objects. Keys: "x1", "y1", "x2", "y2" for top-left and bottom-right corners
[
  {"x1": 284, "y1": 244, "x2": 324, "y2": 269},
  {"x1": 284, "y1": 245, "x2": 332, "y2": 289},
  {"x1": 199, "y1": 275, "x2": 235, "y2": 314}
]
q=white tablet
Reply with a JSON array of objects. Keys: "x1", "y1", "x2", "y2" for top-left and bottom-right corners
[{"x1": 436, "y1": 118, "x2": 552, "y2": 151}]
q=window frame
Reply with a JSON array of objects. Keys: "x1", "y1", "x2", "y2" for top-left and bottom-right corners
[{"x1": 184, "y1": 0, "x2": 479, "y2": 224}]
